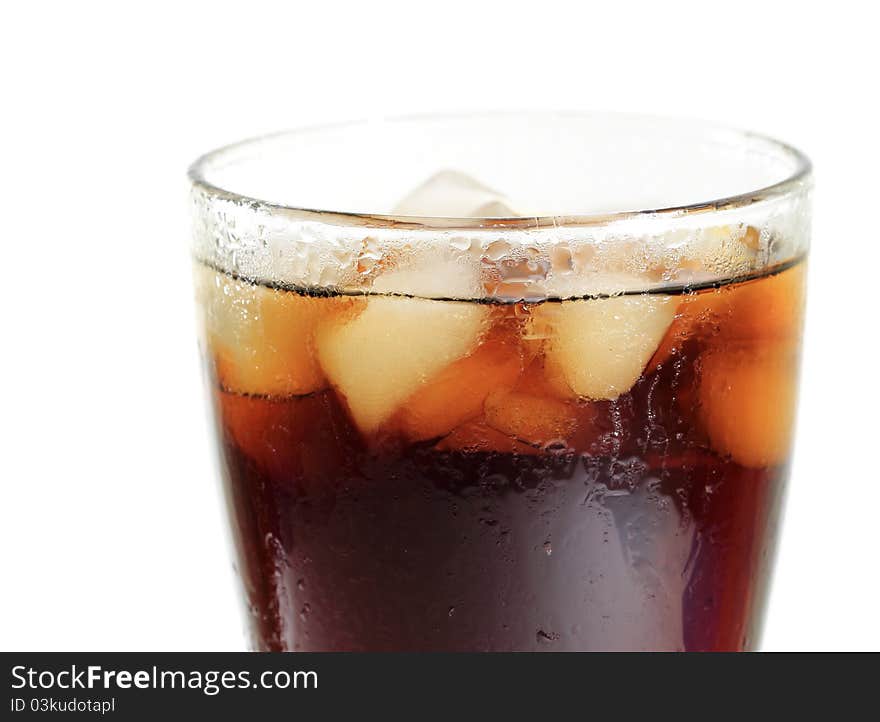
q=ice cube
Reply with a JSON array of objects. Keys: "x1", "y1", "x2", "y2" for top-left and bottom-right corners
[
  {"x1": 194, "y1": 265, "x2": 328, "y2": 397},
  {"x1": 651, "y1": 261, "x2": 806, "y2": 370},
  {"x1": 393, "y1": 170, "x2": 519, "y2": 217},
  {"x1": 526, "y1": 270, "x2": 677, "y2": 399},
  {"x1": 680, "y1": 225, "x2": 760, "y2": 277},
  {"x1": 719, "y1": 261, "x2": 806, "y2": 344},
  {"x1": 698, "y1": 346, "x2": 798, "y2": 468},
  {"x1": 369, "y1": 251, "x2": 484, "y2": 299},
  {"x1": 482, "y1": 359, "x2": 603, "y2": 448},
  {"x1": 314, "y1": 258, "x2": 489, "y2": 433},
  {"x1": 693, "y1": 263, "x2": 805, "y2": 467},
  {"x1": 393, "y1": 319, "x2": 524, "y2": 441},
  {"x1": 484, "y1": 388, "x2": 579, "y2": 446},
  {"x1": 534, "y1": 290, "x2": 677, "y2": 400}
]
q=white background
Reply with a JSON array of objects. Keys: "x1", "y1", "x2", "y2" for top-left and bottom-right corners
[{"x1": 2, "y1": 1, "x2": 877, "y2": 651}]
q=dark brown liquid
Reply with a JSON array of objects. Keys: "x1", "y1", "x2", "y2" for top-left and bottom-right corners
[
  {"x1": 216, "y1": 396, "x2": 785, "y2": 651},
  {"x1": 203, "y1": 261, "x2": 804, "y2": 651}
]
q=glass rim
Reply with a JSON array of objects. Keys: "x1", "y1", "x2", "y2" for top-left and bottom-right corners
[{"x1": 187, "y1": 110, "x2": 812, "y2": 230}]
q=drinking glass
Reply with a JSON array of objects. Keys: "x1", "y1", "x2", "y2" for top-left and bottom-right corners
[{"x1": 189, "y1": 113, "x2": 811, "y2": 651}]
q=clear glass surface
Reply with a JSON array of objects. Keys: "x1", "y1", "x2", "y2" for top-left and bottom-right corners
[{"x1": 190, "y1": 112, "x2": 811, "y2": 651}]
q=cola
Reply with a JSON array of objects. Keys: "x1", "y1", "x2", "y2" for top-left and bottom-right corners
[{"x1": 197, "y1": 257, "x2": 805, "y2": 651}]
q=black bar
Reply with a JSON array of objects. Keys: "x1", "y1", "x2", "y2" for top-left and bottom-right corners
[{"x1": 3, "y1": 652, "x2": 873, "y2": 718}]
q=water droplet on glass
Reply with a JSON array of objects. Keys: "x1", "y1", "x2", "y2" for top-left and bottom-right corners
[
  {"x1": 485, "y1": 239, "x2": 511, "y2": 261},
  {"x1": 536, "y1": 629, "x2": 559, "y2": 644}
]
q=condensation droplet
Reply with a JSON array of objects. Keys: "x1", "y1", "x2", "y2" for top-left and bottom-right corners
[
  {"x1": 485, "y1": 239, "x2": 511, "y2": 261},
  {"x1": 536, "y1": 629, "x2": 559, "y2": 644}
]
